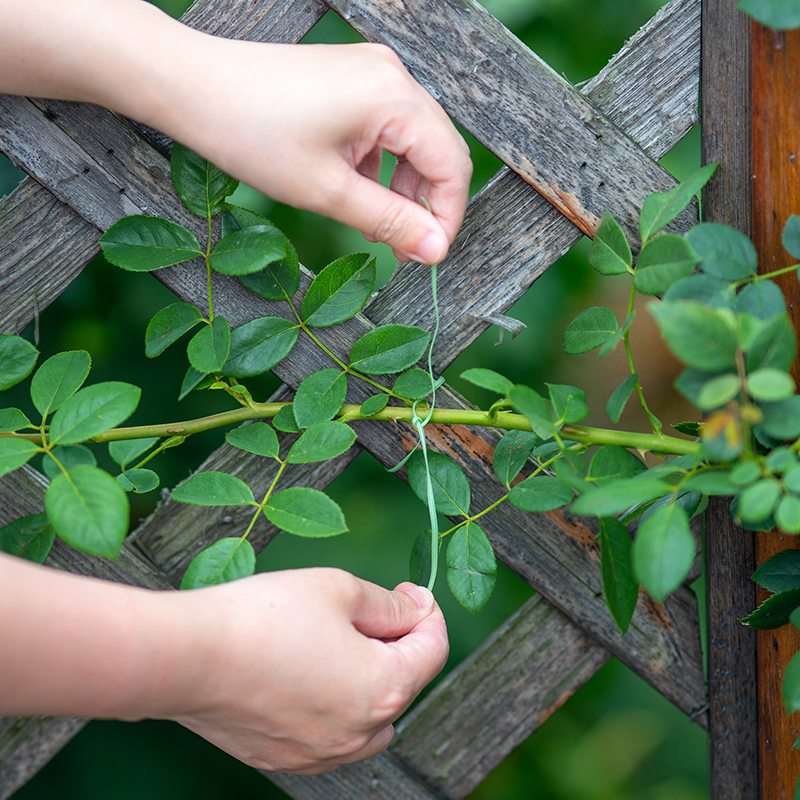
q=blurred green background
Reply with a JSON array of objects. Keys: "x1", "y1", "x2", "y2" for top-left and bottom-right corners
[{"x1": 1, "y1": 0, "x2": 708, "y2": 797}]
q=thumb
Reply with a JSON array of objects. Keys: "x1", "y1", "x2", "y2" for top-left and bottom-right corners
[
  {"x1": 350, "y1": 580, "x2": 435, "y2": 640},
  {"x1": 328, "y1": 166, "x2": 449, "y2": 265}
]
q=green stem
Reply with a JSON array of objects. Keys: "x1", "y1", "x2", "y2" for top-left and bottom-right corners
[{"x1": 4, "y1": 404, "x2": 700, "y2": 455}]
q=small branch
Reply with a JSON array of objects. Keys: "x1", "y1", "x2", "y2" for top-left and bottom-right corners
[{"x1": 3, "y1": 404, "x2": 700, "y2": 456}]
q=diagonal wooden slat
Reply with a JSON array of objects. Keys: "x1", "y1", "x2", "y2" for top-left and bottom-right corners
[{"x1": 391, "y1": 593, "x2": 611, "y2": 798}]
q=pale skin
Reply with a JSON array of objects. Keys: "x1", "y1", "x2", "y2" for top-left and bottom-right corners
[{"x1": 0, "y1": 0, "x2": 471, "y2": 774}]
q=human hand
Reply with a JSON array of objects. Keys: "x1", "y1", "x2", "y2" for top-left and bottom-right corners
[
  {"x1": 165, "y1": 568, "x2": 448, "y2": 774},
  {"x1": 152, "y1": 38, "x2": 472, "y2": 264}
]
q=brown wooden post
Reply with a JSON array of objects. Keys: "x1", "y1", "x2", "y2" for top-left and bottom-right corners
[
  {"x1": 751, "y1": 20, "x2": 800, "y2": 799},
  {"x1": 702, "y1": 1, "x2": 759, "y2": 797}
]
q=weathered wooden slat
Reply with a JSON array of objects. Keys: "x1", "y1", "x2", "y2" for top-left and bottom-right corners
[
  {"x1": 701, "y1": 0, "x2": 759, "y2": 796},
  {"x1": 268, "y1": 750, "x2": 446, "y2": 800},
  {"x1": 0, "y1": 178, "x2": 99, "y2": 335},
  {"x1": 325, "y1": 0, "x2": 695, "y2": 245},
  {"x1": 368, "y1": 0, "x2": 701, "y2": 368},
  {"x1": 391, "y1": 593, "x2": 611, "y2": 798}
]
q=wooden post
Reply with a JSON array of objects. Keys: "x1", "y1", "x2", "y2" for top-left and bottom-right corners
[
  {"x1": 751, "y1": 20, "x2": 800, "y2": 799},
  {"x1": 701, "y1": 1, "x2": 759, "y2": 797}
]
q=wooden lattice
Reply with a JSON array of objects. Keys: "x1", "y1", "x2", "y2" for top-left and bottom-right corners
[{"x1": 0, "y1": 0, "x2": 707, "y2": 796}]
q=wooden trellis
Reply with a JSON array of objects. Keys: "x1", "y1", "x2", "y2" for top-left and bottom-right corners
[{"x1": 0, "y1": 0, "x2": 742, "y2": 796}]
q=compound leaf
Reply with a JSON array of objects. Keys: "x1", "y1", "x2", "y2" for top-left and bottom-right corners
[
  {"x1": 265, "y1": 487, "x2": 347, "y2": 537},
  {"x1": 302, "y1": 253, "x2": 376, "y2": 327},
  {"x1": 180, "y1": 538, "x2": 256, "y2": 590},
  {"x1": 171, "y1": 143, "x2": 238, "y2": 217},
  {"x1": 30, "y1": 350, "x2": 91, "y2": 417},
  {"x1": 100, "y1": 216, "x2": 202, "y2": 271},
  {"x1": 446, "y1": 521, "x2": 496, "y2": 615},
  {"x1": 226, "y1": 422, "x2": 280, "y2": 459},
  {"x1": 349, "y1": 325, "x2": 430, "y2": 375},
  {"x1": 292, "y1": 369, "x2": 347, "y2": 428},
  {"x1": 171, "y1": 471, "x2": 255, "y2": 506},
  {"x1": 0, "y1": 335, "x2": 38, "y2": 391},
  {"x1": 599, "y1": 516, "x2": 638, "y2": 634},
  {"x1": 0, "y1": 515, "x2": 54, "y2": 563},
  {"x1": 49, "y1": 382, "x2": 140, "y2": 445},
  {"x1": 407, "y1": 450, "x2": 470, "y2": 516},
  {"x1": 145, "y1": 303, "x2": 204, "y2": 358},
  {"x1": 221, "y1": 317, "x2": 298, "y2": 378}
]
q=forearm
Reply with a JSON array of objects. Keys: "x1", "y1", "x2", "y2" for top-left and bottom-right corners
[
  {"x1": 0, "y1": 0, "x2": 196, "y2": 128},
  {"x1": 0, "y1": 552, "x2": 203, "y2": 720}
]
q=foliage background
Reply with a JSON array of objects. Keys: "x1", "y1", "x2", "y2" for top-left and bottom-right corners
[{"x1": 1, "y1": 0, "x2": 709, "y2": 797}]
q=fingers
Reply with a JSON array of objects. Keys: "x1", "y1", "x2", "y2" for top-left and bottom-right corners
[{"x1": 349, "y1": 579, "x2": 435, "y2": 639}]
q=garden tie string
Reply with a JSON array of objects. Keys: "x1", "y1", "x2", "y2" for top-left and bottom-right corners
[{"x1": 387, "y1": 257, "x2": 442, "y2": 592}]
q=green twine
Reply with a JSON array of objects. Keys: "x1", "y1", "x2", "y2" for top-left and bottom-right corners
[{"x1": 387, "y1": 259, "x2": 442, "y2": 592}]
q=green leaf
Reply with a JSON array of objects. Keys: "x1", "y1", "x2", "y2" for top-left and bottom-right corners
[
  {"x1": 460, "y1": 368, "x2": 514, "y2": 395},
  {"x1": 446, "y1": 521, "x2": 496, "y2": 615},
  {"x1": 588, "y1": 212, "x2": 632, "y2": 275},
  {"x1": 221, "y1": 317, "x2": 298, "y2": 378},
  {"x1": 735, "y1": 280, "x2": 786, "y2": 320},
  {"x1": 664, "y1": 274, "x2": 737, "y2": 308},
  {"x1": 649, "y1": 301, "x2": 738, "y2": 371},
  {"x1": 784, "y1": 652, "x2": 800, "y2": 719},
  {"x1": 753, "y1": 550, "x2": 800, "y2": 592},
  {"x1": 758, "y1": 397, "x2": 800, "y2": 440},
  {"x1": 682, "y1": 470, "x2": 739, "y2": 496},
  {"x1": 116, "y1": 468, "x2": 160, "y2": 493},
  {"x1": 393, "y1": 368, "x2": 437, "y2": 401},
  {"x1": 171, "y1": 471, "x2": 255, "y2": 506},
  {"x1": 697, "y1": 373, "x2": 740, "y2": 410},
  {"x1": 0, "y1": 515, "x2": 54, "y2": 563},
  {"x1": 784, "y1": 214, "x2": 800, "y2": 257},
  {"x1": 738, "y1": 0, "x2": 800, "y2": 29},
  {"x1": 571, "y1": 476, "x2": 671, "y2": 517},
  {"x1": 639, "y1": 163, "x2": 718, "y2": 241},
  {"x1": 287, "y1": 421, "x2": 356, "y2": 463},
  {"x1": 766, "y1": 448, "x2": 798, "y2": 474},
  {"x1": 302, "y1": 253, "x2": 376, "y2": 327},
  {"x1": 686, "y1": 222, "x2": 758, "y2": 280},
  {"x1": 731, "y1": 460, "x2": 762, "y2": 486},
  {"x1": 598, "y1": 311, "x2": 635, "y2": 358},
  {"x1": 508, "y1": 385, "x2": 557, "y2": 439},
  {"x1": 745, "y1": 314, "x2": 796, "y2": 372},
  {"x1": 747, "y1": 367, "x2": 795, "y2": 402},
  {"x1": 0, "y1": 335, "x2": 38, "y2": 391},
  {"x1": 741, "y1": 588, "x2": 800, "y2": 629},
  {"x1": 349, "y1": 325, "x2": 430, "y2": 375},
  {"x1": 701, "y1": 409, "x2": 745, "y2": 462},
  {"x1": 599, "y1": 517, "x2": 638, "y2": 634},
  {"x1": 170, "y1": 143, "x2": 238, "y2": 217},
  {"x1": 673, "y1": 421, "x2": 701, "y2": 436},
  {"x1": 493, "y1": 430, "x2": 538, "y2": 487},
  {"x1": 776, "y1": 496, "x2": 800, "y2": 534},
  {"x1": 108, "y1": 437, "x2": 159, "y2": 469},
  {"x1": 187, "y1": 317, "x2": 231, "y2": 374},
  {"x1": 632, "y1": 502, "x2": 695, "y2": 602},
  {"x1": 42, "y1": 444, "x2": 96, "y2": 481},
  {"x1": 265, "y1": 487, "x2": 347, "y2": 537},
  {"x1": 145, "y1": 303, "x2": 204, "y2": 358},
  {"x1": 587, "y1": 445, "x2": 647, "y2": 484},
  {"x1": 547, "y1": 383, "x2": 589, "y2": 424},
  {"x1": 180, "y1": 538, "x2": 256, "y2": 590},
  {"x1": 509, "y1": 475, "x2": 573, "y2": 512},
  {"x1": 292, "y1": 369, "x2": 347, "y2": 428},
  {"x1": 0, "y1": 408, "x2": 33, "y2": 433},
  {"x1": 407, "y1": 450, "x2": 471, "y2": 516},
  {"x1": 737, "y1": 478, "x2": 782, "y2": 523},
  {"x1": 209, "y1": 226, "x2": 287, "y2": 276},
  {"x1": 606, "y1": 373, "x2": 639, "y2": 423},
  {"x1": 226, "y1": 422, "x2": 280, "y2": 459},
  {"x1": 49, "y1": 382, "x2": 140, "y2": 445},
  {"x1": 30, "y1": 351, "x2": 91, "y2": 417},
  {"x1": 100, "y1": 216, "x2": 202, "y2": 271},
  {"x1": 178, "y1": 366, "x2": 211, "y2": 400},
  {"x1": 44, "y1": 465, "x2": 128, "y2": 559},
  {"x1": 409, "y1": 529, "x2": 438, "y2": 586},
  {"x1": 562, "y1": 307, "x2": 617, "y2": 354},
  {"x1": 633, "y1": 234, "x2": 700, "y2": 295},
  {"x1": 360, "y1": 394, "x2": 389, "y2": 417},
  {"x1": 273, "y1": 405, "x2": 300, "y2": 433}
]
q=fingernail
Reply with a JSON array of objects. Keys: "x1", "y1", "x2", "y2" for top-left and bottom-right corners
[
  {"x1": 402, "y1": 585, "x2": 434, "y2": 611},
  {"x1": 414, "y1": 231, "x2": 446, "y2": 264}
]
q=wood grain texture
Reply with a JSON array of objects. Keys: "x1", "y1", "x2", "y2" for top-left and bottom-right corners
[
  {"x1": 326, "y1": 0, "x2": 695, "y2": 245},
  {"x1": 751, "y1": 22, "x2": 800, "y2": 800},
  {"x1": 368, "y1": 0, "x2": 701, "y2": 368},
  {"x1": 391, "y1": 593, "x2": 611, "y2": 798},
  {"x1": 701, "y1": 2, "x2": 759, "y2": 797},
  {"x1": 268, "y1": 750, "x2": 446, "y2": 800},
  {"x1": 0, "y1": 178, "x2": 99, "y2": 335}
]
